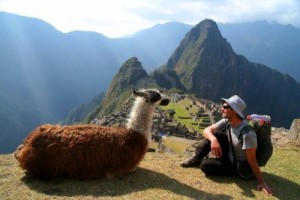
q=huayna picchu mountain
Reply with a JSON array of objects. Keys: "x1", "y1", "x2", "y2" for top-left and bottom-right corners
[{"x1": 166, "y1": 19, "x2": 300, "y2": 128}]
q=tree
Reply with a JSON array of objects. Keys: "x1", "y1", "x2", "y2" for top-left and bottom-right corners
[{"x1": 167, "y1": 109, "x2": 176, "y2": 118}]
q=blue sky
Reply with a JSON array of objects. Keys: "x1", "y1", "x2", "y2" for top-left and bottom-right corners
[{"x1": 1, "y1": 0, "x2": 299, "y2": 38}]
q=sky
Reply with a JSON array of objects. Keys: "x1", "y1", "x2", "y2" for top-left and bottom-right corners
[{"x1": 1, "y1": 0, "x2": 300, "y2": 38}]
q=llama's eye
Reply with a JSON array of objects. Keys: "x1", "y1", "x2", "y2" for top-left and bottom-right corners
[{"x1": 150, "y1": 92, "x2": 161, "y2": 104}]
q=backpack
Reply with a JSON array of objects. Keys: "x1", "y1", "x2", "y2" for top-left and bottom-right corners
[{"x1": 239, "y1": 114, "x2": 273, "y2": 167}]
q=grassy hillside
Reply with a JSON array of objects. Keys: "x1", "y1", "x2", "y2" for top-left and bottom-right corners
[
  {"x1": 1, "y1": 143, "x2": 299, "y2": 200},
  {"x1": 160, "y1": 96, "x2": 217, "y2": 134}
]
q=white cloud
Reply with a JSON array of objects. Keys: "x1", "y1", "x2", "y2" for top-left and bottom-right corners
[{"x1": 0, "y1": 0, "x2": 299, "y2": 38}]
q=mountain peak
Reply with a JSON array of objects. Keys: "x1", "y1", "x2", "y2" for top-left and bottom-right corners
[
  {"x1": 116, "y1": 57, "x2": 148, "y2": 86},
  {"x1": 88, "y1": 57, "x2": 154, "y2": 118},
  {"x1": 195, "y1": 19, "x2": 219, "y2": 32},
  {"x1": 181, "y1": 19, "x2": 222, "y2": 45},
  {"x1": 104, "y1": 57, "x2": 148, "y2": 94},
  {"x1": 166, "y1": 19, "x2": 235, "y2": 89}
]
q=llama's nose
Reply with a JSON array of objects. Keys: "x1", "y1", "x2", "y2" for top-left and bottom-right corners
[{"x1": 160, "y1": 98, "x2": 170, "y2": 106}]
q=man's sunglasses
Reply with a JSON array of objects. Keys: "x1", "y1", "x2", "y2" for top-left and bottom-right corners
[{"x1": 222, "y1": 105, "x2": 231, "y2": 109}]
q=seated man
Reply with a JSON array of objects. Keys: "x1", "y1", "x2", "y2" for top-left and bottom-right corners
[{"x1": 181, "y1": 95, "x2": 273, "y2": 195}]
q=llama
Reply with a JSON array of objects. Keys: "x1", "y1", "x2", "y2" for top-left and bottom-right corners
[{"x1": 14, "y1": 89, "x2": 169, "y2": 180}]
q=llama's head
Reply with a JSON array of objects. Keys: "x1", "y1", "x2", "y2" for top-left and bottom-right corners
[
  {"x1": 133, "y1": 89, "x2": 170, "y2": 106},
  {"x1": 128, "y1": 89, "x2": 170, "y2": 135}
]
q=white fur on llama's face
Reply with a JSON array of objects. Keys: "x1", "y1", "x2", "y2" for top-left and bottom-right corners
[{"x1": 126, "y1": 89, "x2": 169, "y2": 140}]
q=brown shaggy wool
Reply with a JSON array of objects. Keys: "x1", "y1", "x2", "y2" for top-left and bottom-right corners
[
  {"x1": 14, "y1": 89, "x2": 170, "y2": 180},
  {"x1": 14, "y1": 124, "x2": 148, "y2": 179}
]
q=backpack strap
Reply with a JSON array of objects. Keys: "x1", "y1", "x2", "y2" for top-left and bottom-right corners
[
  {"x1": 228, "y1": 123, "x2": 254, "y2": 167},
  {"x1": 222, "y1": 119, "x2": 230, "y2": 131},
  {"x1": 227, "y1": 124, "x2": 238, "y2": 167},
  {"x1": 238, "y1": 125, "x2": 254, "y2": 142}
]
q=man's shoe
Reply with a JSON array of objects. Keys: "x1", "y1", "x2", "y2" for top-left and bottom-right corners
[{"x1": 180, "y1": 155, "x2": 201, "y2": 167}]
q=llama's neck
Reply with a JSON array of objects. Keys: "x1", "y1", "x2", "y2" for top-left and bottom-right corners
[{"x1": 126, "y1": 98, "x2": 155, "y2": 139}]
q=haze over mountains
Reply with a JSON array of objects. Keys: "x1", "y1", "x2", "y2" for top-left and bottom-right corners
[
  {"x1": 1, "y1": 12, "x2": 300, "y2": 153},
  {"x1": 218, "y1": 21, "x2": 300, "y2": 82}
]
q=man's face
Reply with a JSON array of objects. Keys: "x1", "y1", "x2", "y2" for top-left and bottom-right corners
[{"x1": 221, "y1": 103, "x2": 234, "y2": 119}]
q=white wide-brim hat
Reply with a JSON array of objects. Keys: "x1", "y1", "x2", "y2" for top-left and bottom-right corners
[{"x1": 222, "y1": 95, "x2": 246, "y2": 119}]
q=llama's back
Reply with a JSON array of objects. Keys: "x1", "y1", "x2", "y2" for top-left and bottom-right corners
[
  {"x1": 15, "y1": 124, "x2": 148, "y2": 179},
  {"x1": 68, "y1": 128, "x2": 148, "y2": 179}
]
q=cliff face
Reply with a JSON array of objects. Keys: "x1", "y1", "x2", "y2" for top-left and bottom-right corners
[
  {"x1": 150, "y1": 65, "x2": 186, "y2": 91},
  {"x1": 166, "y1": 19, "x2": 300, "y2": 128},
  {"x1": 287, "y1": 119, "x2": 300, "y2": 145}
]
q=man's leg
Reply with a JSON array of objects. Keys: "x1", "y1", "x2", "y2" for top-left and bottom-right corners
[
  {"x1": 181, "y1": 138, "x2": 210, "y2": 167},
  {"x1": 200, "y1": 157, "x2": 236, "y2": 176},
  {"x1": 181, "y1": 133, "x2": 228, "y2": 167},
  {"x1": 237, "y1": 161, "x2": 254, "y2": 179},
  {"x1": 199, "y1": 133, "x2": 237, "y2": 176}
]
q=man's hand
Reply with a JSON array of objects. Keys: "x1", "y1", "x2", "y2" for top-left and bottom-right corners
[
  {"x1": 210, "y1": 137, "x2": 222, "y2": 158},
  {"x1": 257, "y1": 182, "x2": 273, "y2": 195}
]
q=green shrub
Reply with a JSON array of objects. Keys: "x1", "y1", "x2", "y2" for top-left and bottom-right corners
[
  {"x1": 202, "y1": 118, "x2": 211, "y2": 123},
  {"x1": 199, "y1": 123, "x2": 211, "y2": 128}
]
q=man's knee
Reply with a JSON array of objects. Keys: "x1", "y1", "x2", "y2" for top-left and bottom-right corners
[{"x1": 200, "y1": 159, "x2": 217, "y2": 175}]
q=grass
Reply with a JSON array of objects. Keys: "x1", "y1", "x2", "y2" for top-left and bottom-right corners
[
  {"x1": 1, "y1": 142, "x2": 299, "y2": 200},
  {"x1": 162, "y1": 136, "x2": 196, "y2": 154}
]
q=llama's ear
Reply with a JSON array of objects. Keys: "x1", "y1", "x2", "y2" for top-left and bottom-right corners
[{"x1": 133, "y1": 90, "x2": 146, "y2": 97}]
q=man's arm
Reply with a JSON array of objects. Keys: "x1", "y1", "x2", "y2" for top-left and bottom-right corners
[
  {"x1": 246, "y1": 148, "x2": 273, "y2": 195},
  {"x1": 203, "y1": 124, "x2": 222, "y2": 158}
]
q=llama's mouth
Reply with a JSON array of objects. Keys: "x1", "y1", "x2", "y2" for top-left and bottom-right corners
[{"x1": 160, "y1": 98, "x2": 170, "y2": 106}]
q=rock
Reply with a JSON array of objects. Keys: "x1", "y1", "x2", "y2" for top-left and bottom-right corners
[{"x1": 287, "y1": 119, "x2": 300, "y2": 145}]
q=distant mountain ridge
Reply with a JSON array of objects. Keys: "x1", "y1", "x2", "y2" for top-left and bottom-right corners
[
  {"x1": 218, "y1": 21, "x2": 300, "y2": 82},
  {"x1": 61, "y1": 93, "x2": 105, "y2": 125},
  {"x1": 0, "y1": 12, "x2": 119, "y2": 153}
]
